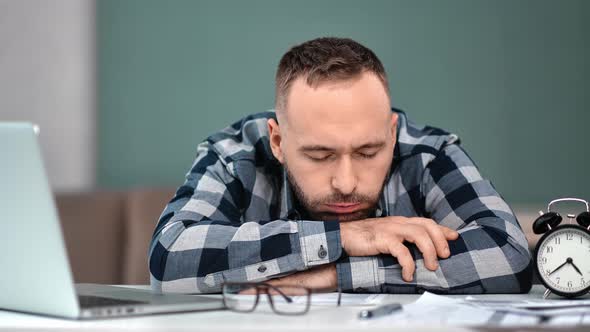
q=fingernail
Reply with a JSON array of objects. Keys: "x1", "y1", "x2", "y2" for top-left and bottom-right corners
[{"x1": 444, "y1": 247, "x2": 450, "y2": 256}]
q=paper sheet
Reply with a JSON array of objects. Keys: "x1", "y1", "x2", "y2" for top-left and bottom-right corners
[
  {"x1": 464, "y1": 296, "x2": 590, "y2": 316},
  {"x1": 380, "y1": 292, "x2": 590, "y2": 327},
  {"x1": 465, "y1": 296, "x2": 590, "y2": 309},
  {"x1": 545, "y1": 315, "x2": 583, "y2": 326},
  {"x1": 379, "y1": 293, "x2": 498, "y2": 326}
]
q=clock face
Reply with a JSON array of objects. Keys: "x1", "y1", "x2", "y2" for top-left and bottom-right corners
[{"x1": 536, "y1": 225, "x2": 590, "y2": 296}]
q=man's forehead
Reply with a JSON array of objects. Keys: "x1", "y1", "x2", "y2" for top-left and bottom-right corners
[
  {"x1": 286, "y1": 108, "x2": 392, "y2": 147},
  {"x1": 289, "y1": 115, "x2": 392, "y2": 148},
  {"x1": 299, "y1": 140, "x2": 387, "y2": 153},
  {"x1": 279, "y1": 72, "x2": 393, "y2": 147}
]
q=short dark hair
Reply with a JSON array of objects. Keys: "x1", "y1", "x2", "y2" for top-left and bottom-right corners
[{"x1": 275, "y1": 37, "x2": 389, "y2": 113}]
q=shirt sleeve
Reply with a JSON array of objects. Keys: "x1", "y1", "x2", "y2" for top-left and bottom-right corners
[
  {"x1": 336, "y1": 142, "x2": 533, "y2": 294},
  {"x1": 149, "y1": 142, "x2": 342, "y2": 294}
]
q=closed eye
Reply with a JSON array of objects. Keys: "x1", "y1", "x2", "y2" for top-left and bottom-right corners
[
  {"x1": 356, "y1": 152, "x2": 377, "y2": 159},
  {"x1": 306, "y1": 153, "x2": 334, "y2": 162}
]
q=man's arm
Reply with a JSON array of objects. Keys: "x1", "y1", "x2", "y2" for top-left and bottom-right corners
[
  {"x1": 148, "y1": 142, "x2": 342, "y2": 294},
  {"x1": 335, "y1": 143, "x2": 533, "y2": 294}
]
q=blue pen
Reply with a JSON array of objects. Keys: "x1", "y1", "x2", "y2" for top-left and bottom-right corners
[{"x1": 358, "y1": 303, "x2": 403, "y2": 320}]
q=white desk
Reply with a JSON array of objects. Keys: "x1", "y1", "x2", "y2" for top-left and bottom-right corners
[{"x1": 0, "y1": 285, "x2": 586, "y2": 331}]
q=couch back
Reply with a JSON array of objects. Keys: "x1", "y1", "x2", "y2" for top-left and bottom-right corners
[
  {"x1": 55, "y1": 188, "x2": 543, "y2": 285},
  {"x1": 55, "y1": 188, "x2": 175, "y2": 284}
]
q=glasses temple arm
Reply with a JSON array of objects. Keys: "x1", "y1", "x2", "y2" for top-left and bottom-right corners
[{"x1": 260, "y1": 283, "x2": 295, "y2": 303}]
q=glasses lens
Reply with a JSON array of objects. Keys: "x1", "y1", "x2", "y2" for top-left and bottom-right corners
[
  {"x1": 266, "y1": 286, "x2": 310, "y2": 315},
  {"x1": 222, "y1": 283, "x2": 259, "y2": 312}
]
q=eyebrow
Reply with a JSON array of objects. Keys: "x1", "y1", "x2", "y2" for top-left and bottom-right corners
[{"x1": 299, "y1": 141, "x2": 386, "y2": 152}]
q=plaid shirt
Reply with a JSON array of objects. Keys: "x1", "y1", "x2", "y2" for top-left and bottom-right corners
[{"x1": 149, "y1": 109, "x2": 532, "y2": 294}]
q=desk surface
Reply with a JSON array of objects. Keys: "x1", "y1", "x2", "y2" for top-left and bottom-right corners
[{"x1": 0, "y1": 285, "x2": 586, "y2": 332}]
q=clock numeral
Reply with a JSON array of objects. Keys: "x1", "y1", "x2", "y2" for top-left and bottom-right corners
[
  {"x1": 546, "y1": 246, "x2": 554, "y2": 253},
  {"x1": 556, "y1": 277, "x2": 560, "y2": 284},
  {"x1": 566, "y1": 233, "x2": 574, "y2": 241},
  {"x1": 541, "y1": 257, "x2": 548, "y2": 264},
  {"x1": 554, "y1": 237, "x2": 561, "y2": 245},
  {"x1": 567, "y1": 281, "x2": 573, "y2": 288},
  {"x1": 581, "y1": 236, "x2": 584, "y2": 244},
  {"x1": 581, "y1": 278, "x2": 586, "y2": 286}
]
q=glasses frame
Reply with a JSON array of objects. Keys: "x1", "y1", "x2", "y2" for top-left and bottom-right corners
[{"x1": 221, "y1": 282, "x2": 342, "y2": 315}]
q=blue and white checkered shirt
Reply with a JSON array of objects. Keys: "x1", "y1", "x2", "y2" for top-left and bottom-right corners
[{"x1": 149, "y1": 109, "x2": 532, "y2": 294}]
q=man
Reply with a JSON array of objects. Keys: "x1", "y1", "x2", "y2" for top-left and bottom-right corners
[{"x1": 149, "y1": 37, "x2": 532, "y2": 294}]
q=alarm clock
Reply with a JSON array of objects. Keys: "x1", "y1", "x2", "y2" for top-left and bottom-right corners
[{"x1": 533, "y1": 198, "x2": 590, "y2": 298}]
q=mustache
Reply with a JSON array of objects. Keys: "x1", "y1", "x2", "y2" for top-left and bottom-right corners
[{"x1": 312, "y1": 192, "x2": 375, "y2": 206}]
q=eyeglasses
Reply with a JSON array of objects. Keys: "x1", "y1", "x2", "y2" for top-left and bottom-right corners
[{"x1": 221, "y1": 282, "x2": 342, "y2": 315}]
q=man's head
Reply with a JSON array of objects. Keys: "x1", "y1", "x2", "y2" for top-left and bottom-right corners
[{"x1": 269, "y1": 37, "x2": 398, "y2": 222}]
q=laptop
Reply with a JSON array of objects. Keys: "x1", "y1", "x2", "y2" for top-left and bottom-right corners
[{"x1": 0, "y1": 122, "x2": 225, "y2": 319}]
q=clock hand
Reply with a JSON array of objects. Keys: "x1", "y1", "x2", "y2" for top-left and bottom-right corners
[
  {"x1": 569, "y1": 260, "x2": 584, "y2": 276},
  {"x1": 548, "y1": 260, "x2": 569, "y2": 276}
]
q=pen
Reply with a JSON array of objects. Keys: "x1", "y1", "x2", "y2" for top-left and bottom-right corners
[{"x1": 358, "y1": 303, "x2": 402, "y2": 320}]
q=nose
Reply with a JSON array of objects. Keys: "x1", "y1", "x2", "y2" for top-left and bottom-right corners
[{"x1": 331, "y1": 156, "x2": 357, "y2": 195}]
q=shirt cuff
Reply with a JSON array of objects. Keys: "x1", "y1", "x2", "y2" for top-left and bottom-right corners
[
  {"x1": 336, "y1": 256, "x2": 383, "y2": 292},
  {"x1": 297, "y1": 220, "x2": 342, "y2": 268}
]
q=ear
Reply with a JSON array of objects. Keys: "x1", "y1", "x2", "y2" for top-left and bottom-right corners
[
  {"x1": 267, "y1": 118, "x2": 285, "y2": 164},
  {"x1": 390, "y1": 112, "x2": 399, "y2": 142}
]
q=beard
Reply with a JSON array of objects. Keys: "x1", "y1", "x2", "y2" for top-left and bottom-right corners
[{"x1": 284, "y1": 164, "x2": 385, "y2": 222}]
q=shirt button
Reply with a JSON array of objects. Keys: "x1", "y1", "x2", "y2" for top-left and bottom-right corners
[
  {"x1": 257, "y1": 265, "x2": 267, "y2": 273},
  {"x1": 318, "y1": 245, "x2": 327, "y2": 259},
  {"x1": 355, "y1": 287, "x2": 368, "y2": 293}
]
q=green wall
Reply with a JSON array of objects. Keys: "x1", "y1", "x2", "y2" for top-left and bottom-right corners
[{"x1": 98, "y1": 0, "x2": 590, "y2": 205}]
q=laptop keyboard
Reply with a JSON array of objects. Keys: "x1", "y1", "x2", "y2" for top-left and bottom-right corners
[{"x1": 78, "y1": 295, "x2": 148, "y2": 308}]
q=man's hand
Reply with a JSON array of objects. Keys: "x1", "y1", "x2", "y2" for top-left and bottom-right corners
[
  {"x1": 340, "y1": 217, "x2": 459, "y2": 282},
  {"x1": 264, "y1": 264, "x2": 338, "y2": 292}
]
